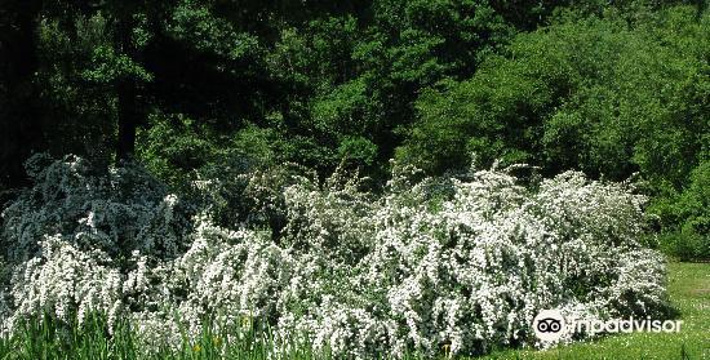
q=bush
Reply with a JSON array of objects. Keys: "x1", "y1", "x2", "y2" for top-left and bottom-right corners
[
  {"x1": 0, "y1": 154, "x2": 192, "y2": 335},
  {"x1": 651, "y1": 160, "x2": 710, "y2": 261},
  {"x1": 0, "y1": 156, "x2": 671, "y2": 358},
  {"x1": 658, "y1": 231, "x2": 708, "y2": 262},
  {"x1": 1, "y1": 154, "x2": 191, "y2": 262}
]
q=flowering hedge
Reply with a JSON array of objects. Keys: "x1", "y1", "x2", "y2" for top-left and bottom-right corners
[{"x1": 0, "y1": 156, "x2": 670, "y2": 358}]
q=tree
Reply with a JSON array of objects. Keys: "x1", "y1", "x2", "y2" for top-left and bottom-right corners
[
  {"x1": 0, "y1": 0, "x2": 43, "y2": 191},
  {"x1": 398, "y1": 4, "x2": 709, "y2": 187},
  {"x1": 30, "y1": 0, "x2": 276, "y2": 164}
]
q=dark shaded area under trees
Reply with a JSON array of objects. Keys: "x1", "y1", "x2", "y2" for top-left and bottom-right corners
[{"x1": 1, "y1": 0, "x2": 709, "y2": 259}]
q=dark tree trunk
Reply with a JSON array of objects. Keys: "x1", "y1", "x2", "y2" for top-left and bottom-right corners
[
  {"x1": 115, "y1": 11, "x2": 140, "y2": 163},
  {"x1": 116, "y1": 80, "x2": 138, "y2": 162},
  {"x1": 0, "y1": 0, "x2": 42, "y2": 190}
]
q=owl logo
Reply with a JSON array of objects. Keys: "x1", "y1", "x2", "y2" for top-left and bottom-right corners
[
  {"x1": 536, "y1": 317, "x2": 562, "y2": 333},
  {"x1": 533, "y1": 309, "x2": 568, "y2": 342}
]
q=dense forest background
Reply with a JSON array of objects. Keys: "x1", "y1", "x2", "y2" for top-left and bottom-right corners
[{"x1": 1, "y1": 0, "x2": 708, "y2": 259}]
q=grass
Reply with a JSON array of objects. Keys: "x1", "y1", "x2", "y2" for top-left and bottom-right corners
[
  {"x1": 479, "y1": 262, "x2": 710, "y2": 360},
  {"x1": 0, "y1": 262, "x2": 707, "y2": 359}
]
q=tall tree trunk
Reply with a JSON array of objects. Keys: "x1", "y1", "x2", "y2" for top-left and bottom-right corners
[
  {"x1": 116, "y1": 80, "x2": 138, "y2": 162},
  {"x1": 115, "y1": 11, "x2": 140, "y2": 163},
  {"x1": 0, "y1": 0, "x2": 42, "y2": 189}
]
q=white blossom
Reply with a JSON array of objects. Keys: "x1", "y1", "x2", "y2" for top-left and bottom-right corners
[{"x1": 0, "y1": 155, "x2": 670, "y2": 358}]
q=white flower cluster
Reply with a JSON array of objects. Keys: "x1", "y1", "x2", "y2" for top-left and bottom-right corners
[
  {"x1": 2, "y1": 154, "x2": 185, "y2": 262},
  {"x1": 0, "y1": 155, "x2": 187, "y2": 337},
  {"x1": 0, "y1": 156, "x2": 670, "y2": 358}
]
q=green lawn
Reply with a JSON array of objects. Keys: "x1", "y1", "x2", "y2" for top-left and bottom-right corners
[{"x1": 480, "y1": 262, "x2": 710, "y2": 360}]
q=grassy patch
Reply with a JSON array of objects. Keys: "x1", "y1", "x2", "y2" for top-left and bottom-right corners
[{"x1": 479, "y1": 262, "x2": 710, "y2": 360}]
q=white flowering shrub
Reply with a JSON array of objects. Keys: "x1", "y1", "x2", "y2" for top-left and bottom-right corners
[
  {"x1": 0, "y1": 155, "x2": 671, "y2": 358},
  {"x1": 9, "y1": 235, "x2": 123, "y2": 331},
  {"x1": 0, "y1": 154, "x2": 190, "y2": 334},
  {"x1": 1, "y1": 154, "x2": 188, "y2": 262}
]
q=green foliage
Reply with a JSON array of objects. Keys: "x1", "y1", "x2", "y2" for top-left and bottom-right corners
[
  {"x1": 82, "y1": 44, "x2": 154, "y2": 84},
  {"x1": 2, "y1": 0, "x2": 628, "y2": 184},
  {"x1": 34, "y1": 12, "x2": 119, "y2": 162},
  {"x1": 265, "y1": 0, "x2": 523, "y2": 174},
  {"x1": 400, "y1": 3, "x2": 710, "y2": 185},
  {"x1": 658, "y1": 232, "x2": 708, "y2": 262},
  {"x1": 652, "y1": 160, "x2": 710, "y2": 260},
  {"x1": 2, "y1": 312, "x2": 326, "y2": 360},
  {"x1": 137, "y1": 113, "x2": 225, "y2": 187},
  {"x1": 166, "y1": 0, "x2": 262, "y2": 61},
  {"x1": 3, "y1": 0, "x2": 709, "y2": 262},
  {"x1": 396, "y1": 4, "x2": 710, "y2": 258},
  {"x1": 338, "y1": 136, "x2": 378, "y2": 166}
]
